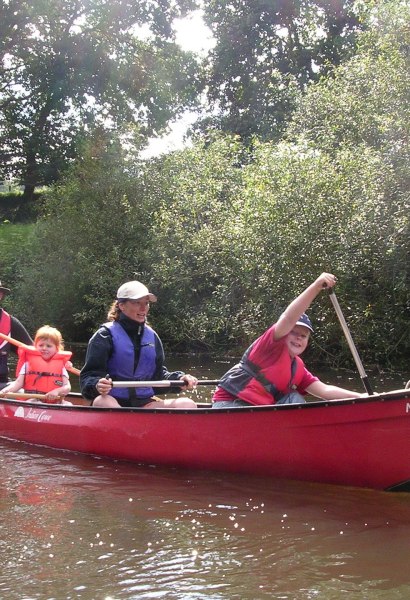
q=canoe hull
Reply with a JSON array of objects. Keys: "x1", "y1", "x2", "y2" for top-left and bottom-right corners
[{"x1": 1, "y1": 390, "x2": 410, "y2": 491}]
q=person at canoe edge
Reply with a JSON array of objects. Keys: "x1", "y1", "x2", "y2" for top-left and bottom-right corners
[
  {"x1": 212, "y1": 272, "x2": 365, "y2": 408},
  {"x1": 80, "y1": 281, "x2": 198, "y2": 408},
  {"x1": 0, "y1": 280, "x2": 33, "y2": 391},
  {"x1": 0, "y1": 325, "x2": 72, "y2": 404}
]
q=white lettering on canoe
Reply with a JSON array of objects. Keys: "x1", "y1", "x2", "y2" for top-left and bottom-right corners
[
  {"x1": 14, "y1": 407, "x2": 52, "y2": 423},
  {"x1": 406, "y1": 403, "x2": 410, "y2": 413}
]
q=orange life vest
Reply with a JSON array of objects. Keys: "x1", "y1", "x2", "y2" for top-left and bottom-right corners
[{"x1": 16, "y1": 346, "x2": 72, "y2": 394}]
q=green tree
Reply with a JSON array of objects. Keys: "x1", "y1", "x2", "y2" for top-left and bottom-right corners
[
  {"x1": 0, "y1": 0, "x2": 200, "y2": 199},
  {"x1": 285, "y1": 0, "x2": 410, "y2": 362},
  {"x1": 144, "y1": 134, "x2": 248, "y2": 349},
  {"x1": 8, "y1": 0, "x2": 410, "y2": 371},
  {"x1": 13, "y1": 130, "x2": 163, "y2": 339},
  {"x1": 199, "y1": 0, "x2": 365, "y2": 142}
]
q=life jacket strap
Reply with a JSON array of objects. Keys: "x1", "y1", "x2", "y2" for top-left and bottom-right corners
[{"x1": 242, "y1": 357, "x2": 297, "y2": 403}]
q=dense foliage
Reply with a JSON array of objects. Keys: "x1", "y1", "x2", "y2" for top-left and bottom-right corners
[
  {"x1": 0, "y1": 0, "x2": 200, "y2": 199},
  {"x1": 1, "y1": 0, "x2": 369, "y2": 200},
  {"x1": 2, "y1": 0, "x2": 409, "y2": 371},
  {"x1": 198, "y1": 0, "x2": 365, "y2": 141}
]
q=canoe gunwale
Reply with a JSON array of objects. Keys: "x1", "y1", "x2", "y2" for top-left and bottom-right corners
[{"x1": 0, "y1": 387, "x2": 409, "y2": 413}]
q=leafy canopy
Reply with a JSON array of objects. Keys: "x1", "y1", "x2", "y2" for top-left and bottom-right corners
[
  {"x1": 199, "y1": 0, "x2": 365, "y2": 141},
  {"x1": 0, "y1": 0, "x2": 200, "y2": 195}
]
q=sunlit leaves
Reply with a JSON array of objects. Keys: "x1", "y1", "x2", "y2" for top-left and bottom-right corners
[
  {"x1": 199, "y1": 0, "x2": 364, "y2": 142},
  {"x1": 0, "y1": 0, "x2": 201, "y2": 194}
]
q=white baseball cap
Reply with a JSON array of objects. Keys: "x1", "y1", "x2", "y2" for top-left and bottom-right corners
[{"x1": 116, "y1": 281, "x2": 157, "y2": 302}]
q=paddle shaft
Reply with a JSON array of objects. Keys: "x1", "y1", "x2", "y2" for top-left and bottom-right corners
[
  {"x1": 111, "y1": 379, "x2": 220, "y2": 388},
  {"x1": 328, "y1": 289, "x2": 373, "y2": 395},
  {"x1": 2, "y1": 391, "x2": 48, "y2": 400},
  {"x1": 0, "y1": 331, "x2": 81, "y2": 376}
]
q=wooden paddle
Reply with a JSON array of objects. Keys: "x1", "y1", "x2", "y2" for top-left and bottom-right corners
[
  {"x1": 0, "y1": 331, "x2": 81, "y2": 376},
  {"x1": 111, "y1": 379, "x2": 220, "y2": 388},
  {"x1": 2, "y1": 391, "x2": 48, "y2": 400},
  {"x1": 1, "y1": 391, "x2": 73, "y2": 404},
  {"x1": 328, "y1": 289, "x2": 374, "y2": 395}
]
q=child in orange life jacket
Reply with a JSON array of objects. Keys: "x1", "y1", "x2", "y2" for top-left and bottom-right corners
[{"x1": 0, "y1": 325, "x2": 72, "y2": 404}]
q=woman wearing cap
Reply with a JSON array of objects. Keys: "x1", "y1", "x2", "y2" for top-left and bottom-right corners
[
  {"x1": 212, "y1": 273, "x2": 363, "y2": 408},
  {"x1": 80, "y1": 281, "x2": 198, "y2": 408}
]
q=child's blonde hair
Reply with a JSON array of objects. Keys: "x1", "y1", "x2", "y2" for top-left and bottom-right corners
[{"x1": 34, "y1": 325, "x2": 64, "y2": 351}]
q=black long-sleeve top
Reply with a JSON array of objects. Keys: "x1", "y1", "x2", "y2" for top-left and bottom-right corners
[{"x1": 80, "y1": 313, "x2": 184, "y2": 401}]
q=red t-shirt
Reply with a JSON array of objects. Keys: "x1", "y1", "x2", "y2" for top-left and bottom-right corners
[{"x1": 213, "y1": 324, "x2": 318, "y2": 404}]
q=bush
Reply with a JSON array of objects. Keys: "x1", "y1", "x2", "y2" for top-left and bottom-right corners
[{"x1": 0, "y1": 191, "x2": 43, "y2": 223}]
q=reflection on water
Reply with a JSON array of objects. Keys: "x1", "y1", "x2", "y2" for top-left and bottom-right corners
[{"x1": 1, "y1": 438, "x2": 410, "y2": 599}]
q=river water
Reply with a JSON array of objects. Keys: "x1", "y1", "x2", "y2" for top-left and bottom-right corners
[{"x1": 1, "y1": 355, "x2": 409, "y2": 599}]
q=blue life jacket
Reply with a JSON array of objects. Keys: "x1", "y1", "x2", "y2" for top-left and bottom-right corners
[{"x1": 105, "y1": 321, "x2": 156, "y2": 401}]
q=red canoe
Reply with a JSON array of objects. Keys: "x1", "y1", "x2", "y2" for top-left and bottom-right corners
[{"x1": 1, "y1": 389, "x2": 410, "y2": 491}]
